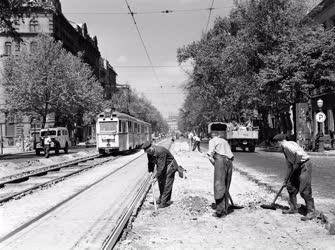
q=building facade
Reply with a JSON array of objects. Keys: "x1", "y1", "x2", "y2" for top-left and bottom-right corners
[
  {"x1": 0, "y1": 0, "x2": 117, "y2": 146},
  {"x1": 167, "y1": 113, "x2": 178, "y2": 133}
]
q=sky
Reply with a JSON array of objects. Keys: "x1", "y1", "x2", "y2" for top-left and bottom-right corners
[{"x1": 60, "y1": 0, "x2": 235, "y2": 117}]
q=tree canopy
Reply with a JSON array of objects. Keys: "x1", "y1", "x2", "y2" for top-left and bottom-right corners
[
  {"x1": 177, "y1": 0, "x2": 334, "y2": 135},
  {"x1": 2, "y1": 34, "x2": 104, "y2": 128},
  {"x1": 105, "y1": 88, "x2": 169, "y2": 134}
]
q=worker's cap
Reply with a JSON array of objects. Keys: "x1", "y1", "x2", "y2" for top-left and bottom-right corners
[
  {"x1": 141, "y1": 141, "x2": 152, "y2": 150},
  {"x1": 273, "y1": 134, "x2": 287, "y2": 142}
]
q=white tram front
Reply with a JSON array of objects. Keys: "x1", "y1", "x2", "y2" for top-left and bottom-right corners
[{"x1": 96, "y1": 109, "x2": 152, "y2": 154}]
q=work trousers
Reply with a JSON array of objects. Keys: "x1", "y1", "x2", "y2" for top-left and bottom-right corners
[
  {"x1": 158, "y1": 164, "x2": 176, "y2": 205},
  {"x1": 213, "y1": 153, "x2": 233, "y2": 215},
  {"x1": 192, "y1": 141, "x2": 201, "y2": 152},
  {"x1": 286, "y1": 160, "x2": 315, "y2": 213}
]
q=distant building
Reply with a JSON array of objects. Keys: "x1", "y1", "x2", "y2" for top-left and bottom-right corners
[
  {"x1": 0, "y1": 0, "x2": 117, "y2": 146},
  {"x1": 167, "y1": 113, "x2": 178, "y2": 133}
]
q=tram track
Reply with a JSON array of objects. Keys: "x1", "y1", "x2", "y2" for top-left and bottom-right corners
[
  {"x1": 0, "y1": 150, "x2": 146, "y2": 245},
  {"x1": 0, "y1": 139, "x2": 170, "y2": 249},
  {"x1": 0, "y1": 153, "x2": 112, "y2": 203}
]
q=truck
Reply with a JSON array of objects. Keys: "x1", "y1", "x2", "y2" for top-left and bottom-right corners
[{"x1": 208, "y1": 122, "x2": 259, "y2": 152}]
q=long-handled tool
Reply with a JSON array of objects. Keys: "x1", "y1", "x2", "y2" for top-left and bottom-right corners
[
  {"x1": 151, "y1": 179, "x2": 157, "y2": 212},
  {"x1": 227, "y1": 191, "x2": 244, "y2": 209},
  {"x1": 260, "y1": 184, "x2": 286, "y2": 210}
]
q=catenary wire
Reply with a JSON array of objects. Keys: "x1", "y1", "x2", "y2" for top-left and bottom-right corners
[
  {"x1": 123, "y1": 0, "x2": 160, "y2": 86},
  {"x1": 64, "y1": 6, "x2": 232, "y2": 15}
]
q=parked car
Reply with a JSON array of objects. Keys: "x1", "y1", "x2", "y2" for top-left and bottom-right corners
[{"x1": 35, "y1": 127, "x2": 70, "y2": 157}]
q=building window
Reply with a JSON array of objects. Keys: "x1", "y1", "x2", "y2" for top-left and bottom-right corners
[
  {"x1": 29, "y1": 19, "x2": 39, "y2": 33},
  {"x1": 30, "y1": 41, "x2": 37, "y2": 53},
  {"x1": 4, "y1": 42, "x2": 12, "y2": 56},
  {"x1": 15, "y1": 42, "x2": 20, "y2": 52}
]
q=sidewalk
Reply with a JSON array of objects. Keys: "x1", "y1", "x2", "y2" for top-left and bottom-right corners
[
  {"x1": 116, "y1": 141, "x2": 335, "y2": 250},
  {"x1": 0, "y1": 146, "x2": 33, "y2": 156}
]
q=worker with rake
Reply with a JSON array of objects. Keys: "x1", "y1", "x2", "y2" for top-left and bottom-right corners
[
  {"x1": 205, "y1": 131, "x2": 234, "y2": 218},
  {"x1": 142, "y1": 141, "x2": 185, "y2": 209},
  {"x1": 273, "y1": 134, "x2": 316, "y2": 221}
]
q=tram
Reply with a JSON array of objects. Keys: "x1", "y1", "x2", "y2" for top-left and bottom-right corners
[{"x1": 96, "y1": 109, "x2": 152, "y2": 154}]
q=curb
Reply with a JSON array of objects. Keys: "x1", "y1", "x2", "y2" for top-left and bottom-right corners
[{"x1": 233, "y1": 165, "x2": 335, "y2": 235}]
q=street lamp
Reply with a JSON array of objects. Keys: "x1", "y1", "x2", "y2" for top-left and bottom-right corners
[{"x1": 316, "y1": 98, "x2": 326, "y2": 152}]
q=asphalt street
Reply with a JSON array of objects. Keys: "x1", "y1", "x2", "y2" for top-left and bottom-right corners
[{"x1": 200, "y1": 142, "x2": 335, "y2": 200}]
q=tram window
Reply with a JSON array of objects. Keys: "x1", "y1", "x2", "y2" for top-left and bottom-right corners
[
  {"x1": 128, "y1": 121, "x2": 132, "y2": 132},
  {"x1": 100, "y1": 121, "x2": 117, "y2": 132},
  {"x1": 119, "y1": 122, "x2": 122, "y2": 132},
  {"x1": 122, "y1": 121, "x2": 127, "y2": 133},
  {"x1": 58, "y1": 131, "x2": 61, "y2": 136}
]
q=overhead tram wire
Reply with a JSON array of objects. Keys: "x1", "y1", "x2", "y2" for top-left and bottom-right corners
[
  {"x1": 123, "y1": 0, "x2": 160, "y2": 86},
  {"x1": 64, "y1": 6, "x2": 232, "y2": 15},
  {"x1": 204, "y1": 0, "x2": 215, "y2": 33}
]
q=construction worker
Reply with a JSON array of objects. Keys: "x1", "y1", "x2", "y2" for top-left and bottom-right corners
[
  {"x1": 206, "y1": 131, "x2": 234, "y2": 218},
  {"x1": 273, "y1": 134, "x2": 316, "y2": 221},
  {"x1": 192, "y1": 134, "x2": 201, "y2": 152},
  {"x1": 142, "y1": 141, "x2": 182, "y2": 208}
]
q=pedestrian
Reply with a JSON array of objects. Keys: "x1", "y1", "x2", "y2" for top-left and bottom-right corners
[
  {"x1": 273, "y1": 134, "x2": 316, "y2": 221},
  {"x1": 192, "y1": 134, "x2": 201, "y2": 152},
  {"x1": 188, "y1": 131, "x2": 194, "y2": 150},
  {"x1": 205, "y1": 131, "x2": 234, "y2": 218},
  {"x1": 142, "y1": 141, "x2": 182, "y2": 208}
]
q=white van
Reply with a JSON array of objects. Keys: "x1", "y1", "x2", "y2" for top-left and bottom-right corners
[{"x1": 35, "y1": 127, "x2": 70, "y2": 156}]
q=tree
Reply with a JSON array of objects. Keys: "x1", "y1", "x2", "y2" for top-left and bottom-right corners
[
  {"x1": 105, "y1": 88, "x2": 169, "y2": 134},
  {"x1": 2, "y1": 34, "x2": 104, "y2": 128},
  {"x1": 259, "y1": 26, "x2": 335, "y2": 108},
  {"x1": 177, "y1": 0, "x2": 314, "y2": 135}
]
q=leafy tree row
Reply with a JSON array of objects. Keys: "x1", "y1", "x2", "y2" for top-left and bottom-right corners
[
  {"x1": 105, "y1": 88, "x2": 169, "y2": 134},
  {"x1": 177, "y1": 0, "x2": 335, "y2": 135},
  {"x1": 1, "y1": 34, "x2": 168, "y2": 134},
  {"x1": 2, "y1": 34, "x2": 103, "y2": 130}
]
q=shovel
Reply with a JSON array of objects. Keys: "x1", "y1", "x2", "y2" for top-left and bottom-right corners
[
  {"x1": 260, "y1": 185, "x2": 286, "y2": 210},
  {"x1": 228, "y1": 191, "x2": 244, "y2": 209},
  {"x1": 151, "y1": 177, "x2": 158, "y2": 212}
]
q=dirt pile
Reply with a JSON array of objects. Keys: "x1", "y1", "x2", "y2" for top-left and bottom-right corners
[{"x1": 180, "y1": 196, "x2": 209, "y2": 216}]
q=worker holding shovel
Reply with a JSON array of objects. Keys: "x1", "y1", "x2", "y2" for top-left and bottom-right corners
[
  {"x1": 205, "y1": 131, "x2": 234, "y2": 218},
  {"x1": 273, "y1": 134, "x2": 316, "y2": 221},
  {"x1": 142, "y1": 141, "x2": 185, "y2": 209}
]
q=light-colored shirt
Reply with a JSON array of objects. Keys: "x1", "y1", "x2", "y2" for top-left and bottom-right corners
[
  {"x1": 193, "y1": 136, "x2": 200, "y2": 142},
  {"x1": 207, "y1": 136, "x2": 234, "y2": 159},
  {"x1": 188, "y1": 133, "x2": 194, "y2": 139},
  {"x1": 281, "y1": 140, "x2": 309, "y2": 168}
]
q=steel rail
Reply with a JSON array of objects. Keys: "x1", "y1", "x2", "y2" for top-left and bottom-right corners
[
  {"x1": 0, "y1": 151, "x2": 146, "y2": 244},
  {"x1": 102, "y1": 139, "x2": 173, "y2": 249},
  {"x1": 0, "y1": 156, "x2": 114, "y2": 203},
  {"x1": 0, "y1": 153, "x2": 101, "y2": 185},
  {"x1": 102, "y1": 175, "x2": 152, "y2": 250}
]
